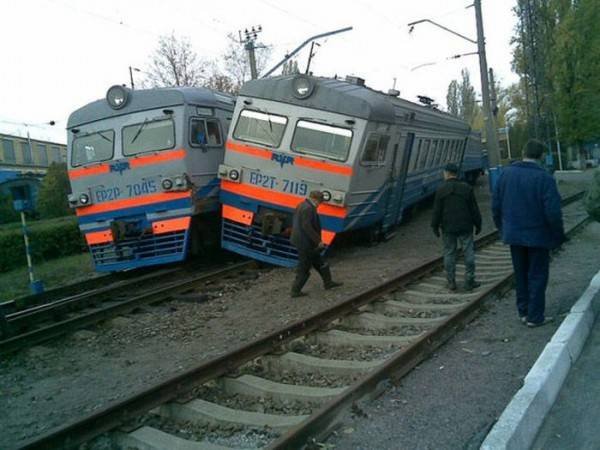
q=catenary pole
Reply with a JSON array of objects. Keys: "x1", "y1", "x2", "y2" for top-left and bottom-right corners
[{"x1": 474, "y1": 0, "x2": 500, "y2": 167}]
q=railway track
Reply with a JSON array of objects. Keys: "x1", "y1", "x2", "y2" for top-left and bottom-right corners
[
  {"x1": 17, "y1": 192, "x2": 587, "y2": 450},
  {"x1": 0, "y1": 260, "x2": 256, "y2": 355}
]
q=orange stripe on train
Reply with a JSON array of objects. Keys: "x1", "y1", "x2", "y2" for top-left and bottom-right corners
[
  {"x1": 69, "y1": 148, "x2": 187, "y2": 179},
  {"x1": 225, "y1": 140, "x2": 353, "y2": 176},
  {"x1": 152, "y1": 216, "x2": 191, "y2": 234},
  {"x1": 75, "y1": 191, "x2": 191, "y2": 217},
  {"x1": 222, "y1": 204, "x2": 254, "y2": 225},
  {"x1": 85, "y1": 229, "x2": 114, "y2": 245},
  {"x1": 221, "y1": 180, "x2": 347, "y2": 219}
]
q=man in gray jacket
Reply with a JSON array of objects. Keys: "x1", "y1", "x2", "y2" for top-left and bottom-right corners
[{"x1": 290, "y1": 191, "x2": 342, "y2": 297}]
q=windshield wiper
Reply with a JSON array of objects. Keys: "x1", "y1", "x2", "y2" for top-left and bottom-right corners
[
  {"x1": 97, "y1": 131, "x2": 113, "y2": 143},
  {"x1": 130, "y1": 119, "x2": 149, "y2": 144}
]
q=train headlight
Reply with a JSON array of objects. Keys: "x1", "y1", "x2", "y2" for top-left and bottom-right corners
[
  {"x1": 292, "y1": 75, "x2": 315, "y2": 99},
  {"x1": 106, "y1": 85, "x2": 129, "y2": 109},
  {"x1": 228, "y1": 169, "x2": 240, "y2": 181},
  {"x1": 174, "y1": 176, "x2": 185, "y2": 187},
  {"x1": 321, "y1": 190, "x2": 332, "y2": 202},
  {"x1": 333, "y1": 193, "x2": 344, "y2": 204},
  {"x1": 79, "y1": 193, "x2": 90, "y2": 205},
  {"x1": 162, "y1": 178, "x2": 173, "y2": 190}
]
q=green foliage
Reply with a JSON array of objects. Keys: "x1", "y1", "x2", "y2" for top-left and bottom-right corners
[
  {"x1": 0, "y1": 193, "x2": 20, "y2": 224},
  {"x1": 0, "y1": 216, "x2": 85, "y2": 272},
  {"x1": 446, "y1": 80, "x2": 460, "y2": 116},
  {"x1": 584, "y1": 170, "x2": 600, "y2": 222},
  {"x1": 36, "y1": 162, "x2": 72, "y2": 219},
  {"x1": 512, "y1": 0, "x2": 600, "y2": 149}
]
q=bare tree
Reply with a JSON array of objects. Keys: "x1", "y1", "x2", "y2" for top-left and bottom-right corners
[{"x1": 145, "y1": 33, "x2": 206, "y2": 87}]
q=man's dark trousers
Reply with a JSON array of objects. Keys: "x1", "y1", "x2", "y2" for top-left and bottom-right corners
[
  {"x1": 510, "y1": 245, "x2": 550, "y2": 324},
  {"x1": 292, "y1": 247, "x2": 330, "y2": 294}
]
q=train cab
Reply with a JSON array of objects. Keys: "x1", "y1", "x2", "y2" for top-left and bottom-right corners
[{"x1": 67, "y1": 85, "x2": 234, "y2": 271}]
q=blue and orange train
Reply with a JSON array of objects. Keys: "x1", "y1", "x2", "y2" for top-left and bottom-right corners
[
  {"x1": 218, "y1": 75, "x2": 487, "y2": 267},
  {"x1": 67, "y1": 85, "x2": 235, "y2": 271}
]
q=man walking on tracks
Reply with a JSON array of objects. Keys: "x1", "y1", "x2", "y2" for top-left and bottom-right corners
[
  {"x1": 492, "y1": 140, "x2": 566, "y2": 327},
  {"x1": 431, "y1": 163, "x2": 482, "y2": 291},
  {"x1": 290, "y1": 191, "x2": 342, "y2": 298}
]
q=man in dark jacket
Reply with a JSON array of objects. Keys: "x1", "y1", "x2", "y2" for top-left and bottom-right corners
[
  {"x1": 290, "y1": 191, "x2": 342, "y2": 297},
  {"x1": 492, "y1": 140, "x2": 566, "y2": 327},
  {"x1": 431, "y1": 163, "x2": 482, "y2": 291}
]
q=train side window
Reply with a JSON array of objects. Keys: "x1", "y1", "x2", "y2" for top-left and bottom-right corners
[
  {"x1": 433, "y1": 140, "x2": 443, "y2": 166},
  {"x1": 190, "y1": 119, "x2": 208, "y2": 146},
  {"x1": 427, "y1": 140, "x2": 438, "y2": 167},
  {"x1": 409, "y1": 139, "x2": 421, "y2": 172},
  {"x1": 361, "y1": 135, "x2": 380, "y2": 164},
  {"x1": 206, "y1": 120, "x2": 222, "y2": 146},
  {"x1": 450, "y1": 140, "x2": 457, "y2": 161},
  {"x1": 362, "y1": 134, "x2": 389, "y2": 166},
  {"x1": 418, "y1": 139, "x2": 430, "y2": 169},
  {"x1": 441, "y1": 140, "x2": 450, "y2": 165}
]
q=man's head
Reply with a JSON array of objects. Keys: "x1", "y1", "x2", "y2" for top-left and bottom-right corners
[
  {"x1": 443, "y1": 163, "x2": 459, "y2": 180},
  {"x1": 523, "y1": 140, "x2": 546, "y2": 160},
  {"x1": 309, "y1": 190, "x2": 325, "y2": 204}
]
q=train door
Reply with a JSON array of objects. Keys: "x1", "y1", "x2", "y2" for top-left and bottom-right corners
[{"x1": 382, "y1": 132, "x2": 414, "y2": 229}]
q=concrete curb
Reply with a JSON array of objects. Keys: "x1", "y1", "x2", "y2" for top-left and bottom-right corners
[{"x1": 481, "y1": 270, "x2": 600, "y2": 450}]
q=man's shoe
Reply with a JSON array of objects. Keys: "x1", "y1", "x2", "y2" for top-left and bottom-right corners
[
  {"x1": 324, "y1": 281, "x2": 343, "y2": 290},
  {"x1": 526, "y1": 317, "x2": 554, "y2": 328},
  {"x1": 447, "y1": 281, "x2": 457, "y2": 291},
  {"x1": 290, "y1": 291, "x2": 308, "y2": 298},
  {"x1": 465, "y1": 280, "x2": 481, "y2": 291}
]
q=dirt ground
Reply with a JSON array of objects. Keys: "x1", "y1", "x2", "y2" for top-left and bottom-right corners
[{"x1": 0, "y1": 174, "x2": 591, "y2": 449}]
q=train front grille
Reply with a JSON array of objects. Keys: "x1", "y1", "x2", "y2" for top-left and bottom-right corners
[
  {"x1": 89, "y1": 230, "x2": 187, "y2": 268},
  {"x1": 222, "y1": 219, "x2": 298, "y2": 263}
]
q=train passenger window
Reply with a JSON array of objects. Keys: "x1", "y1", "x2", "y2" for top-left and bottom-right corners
[
  {"x1": 418, "y1": 139, "x2": 431, "y2": 169},
  {"x1": 123, "y1": 118, "x2": 175, "y2": 156},
  {"x1": 434, "y1": 140, "x2": 444, "y2": 166},
  {"x1": 361, "y1": 134, "x2": 389, "y2": 166},
  {"x1": 409, "y1": 139, "x2": 422, "y2": 172},
  {"x1": 427, "y1": 140, "x2": 438, "y2": 167},
  {"x1": 233, "y1": 109, "x2": 287, "y2": 147},
  {"x1": 71, "y1": 130, "x2": 115, "y2": 166},
  {"x1": 191, "y1": 120, "x2": 207, "y2": 145},
  {"x1": 206, "y1": 121, "x2": 222, "y2": 146},
  {"x1": 438, "y1": 140, "x2": 449, "y2": 166},
  {"x1": 190, "y1": 119, "x2": 222, "y2": 147},
  {"x1": 291, "y1": 120, "x2": 352, "y2": 161}
]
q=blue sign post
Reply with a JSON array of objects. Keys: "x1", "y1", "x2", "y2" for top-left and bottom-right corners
[{"x1": 13, "y1": 200, "x2": 44, "y2": 295}]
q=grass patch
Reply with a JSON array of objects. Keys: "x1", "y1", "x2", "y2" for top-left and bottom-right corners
[{"x1": 0, "y1": 253, "x2": 97, "y2": 302}]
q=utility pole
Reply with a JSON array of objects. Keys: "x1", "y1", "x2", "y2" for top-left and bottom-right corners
[
  {"x1": 474, "y1": 0, "x2": 500, "y2": 167},
  {"x1": 239, "y1": 25, "x2": 263, "y2": 80},
  {"x1": 408, "y1": 3, "x2": 501, "y2": 168}
]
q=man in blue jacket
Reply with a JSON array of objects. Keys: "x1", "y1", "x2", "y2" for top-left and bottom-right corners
[{"x1": 492, "y1": 140, "x2": 566, "y2": 327}]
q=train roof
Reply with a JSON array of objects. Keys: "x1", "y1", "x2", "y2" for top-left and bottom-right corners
[
  {"x1": 68, "y1": 86, "x2": 235, "y2": 128},
  {"x1": 240, "y1": 75, "x2": 469, "y2": 132}
]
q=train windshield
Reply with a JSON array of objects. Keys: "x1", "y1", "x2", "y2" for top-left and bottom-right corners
[
  {"x1": 291, "y1": 120, "x2": 352, "y2": 161},
  {"x1": 233, "y1": 110, "x2": 287, "y2": 147},
  {"x1": 71, "y1": 130, "x2": 115, "y2": 167},
  {"x1": 122, "y1": 118, "x2": 175, "y2": 156}
]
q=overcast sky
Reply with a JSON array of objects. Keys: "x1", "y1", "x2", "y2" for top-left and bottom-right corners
[{"x1": 0, "y1": 0, "x2": 518, "y2": 144}]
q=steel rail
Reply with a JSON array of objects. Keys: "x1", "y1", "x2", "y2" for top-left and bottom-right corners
[
  {"x1": 0, "y1": 261, "x2": 254, "y2": 356},
  {"x1": 17, "y1": 192, "x2": 586, "y2": 450}
]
